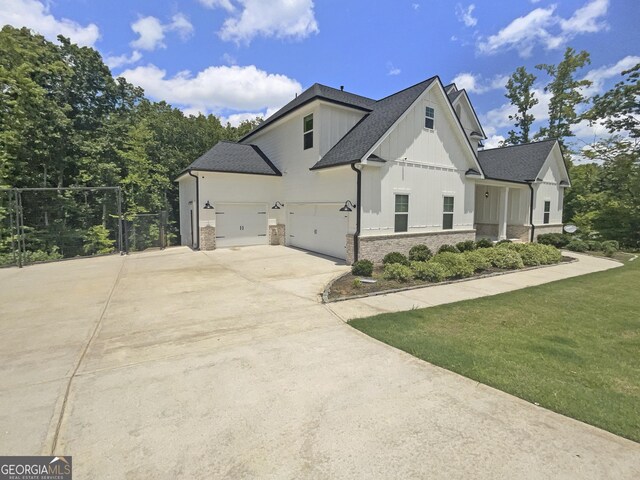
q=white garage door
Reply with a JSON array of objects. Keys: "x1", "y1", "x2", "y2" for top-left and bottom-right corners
[
  {"x1": 288, "y1": 204, "x2": 348, "y2": 260},
  {"x1": 215, "y1": 203, "x2": 268, "y2": 248}
]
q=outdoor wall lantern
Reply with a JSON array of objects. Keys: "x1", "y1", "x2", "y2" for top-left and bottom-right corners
[
  {"x1": 339, "y1": 200, "x2": 357, "y2": 212},
  {"x1": 485, "y1": 191, "x2": 489, "y2": 198},
  {"x1": 271, "y1": 201, "x2": 285, "y2": 209},
  {"x1": 203, "y1": 201, "x2": 214, "y2": 209}
]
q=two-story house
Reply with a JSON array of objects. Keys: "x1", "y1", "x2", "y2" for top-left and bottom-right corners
[{"x1": 176, "y1": 76, "x2": 570, "y2": 264}]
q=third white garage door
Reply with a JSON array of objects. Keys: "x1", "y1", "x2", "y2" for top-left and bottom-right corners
[
  {"x1": 288, "y1": 204, "x2": 348, "y2": 260},
  {"x1": 215, "y1": 203, "x2": 268, "y2": 248}
]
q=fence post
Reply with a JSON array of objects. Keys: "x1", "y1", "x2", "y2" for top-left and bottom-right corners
[
  {"x1": 117, "y1": 187, "x2": 124, "y2": 255},
  {"x1": 16, "y1": 190, "x2": 25, "y2": 268},
  {"x1": 8, "y1": 190, "x2": 17, "y2": 267}
]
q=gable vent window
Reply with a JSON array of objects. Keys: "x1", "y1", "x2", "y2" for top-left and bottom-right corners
[
  {"x1": 394, "y1": 194, "x2": 409, "y2": 232},
  {"x1": 543, "y1": 201, "x2": 551, "y2": 224},
  {"x1": 425, "y1": 106, "x2": 435, "y2": 129},
  {"x1": 443, "y1": 196, "x2": 454, "y2": 230},
  {"x1": 303, "y1": 114, "x2": 313, "y2": 150}
]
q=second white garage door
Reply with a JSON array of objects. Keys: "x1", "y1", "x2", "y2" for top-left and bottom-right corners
[
  {"x1": 288, "y1": 204, "x2": 348, "y2": 260},
  {"x1": 215, "y1": 203, "x2": 268, "y2": 248}
]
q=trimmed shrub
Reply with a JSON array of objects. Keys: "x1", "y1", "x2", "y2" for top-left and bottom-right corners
[
  {"x1": 438, "y1": 244, "x2": 460, "y2": 254},
  {"x1": 408, "y1": 244, "x2": 432, "y2": 262},
  {"x1": 585, "y1": 240, "x2": 602, "y2": 251},
  {"x1": 485, "y1": 248, "x2": 524, "y2": 269},
  {"x1": 431, "y1": 252, "x2": 474, "y2": 278},
  {"x1": 382, "y1": 252, "x2": 409, "y2": 266},
  {"x1": 566, "y1": 239, "x2": 588, "y2": 252},
  {"x1": 383, "y1": 263, "x2": 413, "y2": 282},
  {"x1": 537, "y1": 233, "x2": 570, "y2": 248},
  {"x1": 514, "y1": 243, "x2": 561, "y2": 266},
  {"x1": 602, "y1": 240, "x2": 619, "y2": 251},
  {"x1": 351, "y1": 259, "x2": 373, "y2": 276},
  {"x1": 456, "y1": 240, "x2": 476, "y2": 252},
  {"x1": 603, "y1": 243, "x2": 617, "y2": 257},
  {"x1": 496, "y1": 239, "x2": 513, "y2": 245},
  {"x1": 475, "y1": 238, "x2": 494, "y2": 249},
  {"x1": 411, "y1": 261, "x2": 448, "y2": 282},
  {"x1": 463, "y1": 250, "x2": 492, "y2": 272},
  {"x1": 352, "y1": 278, "x2": 362, "y2": 289}
]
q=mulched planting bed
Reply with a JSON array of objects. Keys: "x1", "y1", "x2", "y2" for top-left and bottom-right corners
[{"x1": 327, "y1": 256, "x2": 575, "y2": 301}]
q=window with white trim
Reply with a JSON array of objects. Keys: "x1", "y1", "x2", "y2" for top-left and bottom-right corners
[
  {"x1": 425, "y1": 106, "x2": 435, "y2": 129},
  {"x1": 443, "y1": 196, "x2": 454, "y2": 230},
  {"x1": 543, "y1": 201, "x2": 551, "y2": 224},
  {"x1": 303, "y1": 114, "x2": 313, "y2": 150},
  {"x1": 394, "y1": 194, "x2": 409, "y2": 232}
]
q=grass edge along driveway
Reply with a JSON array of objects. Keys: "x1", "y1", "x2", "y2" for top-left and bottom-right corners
[{"x1": 350, "y1": 255, "x2": 639, "y2": 443}]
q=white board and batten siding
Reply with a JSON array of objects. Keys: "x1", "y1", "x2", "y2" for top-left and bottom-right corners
[
  {"x1": 533, "y1": 145, "x2": 566, "y2": 225},
  {"x1": 360, "y1": 84, "x2": 478, "y2": 236},
  {"x1": 178, "y1": 175, "x2": 197, "y2": 247},
  {"x1": 474, "y1": 184, "x2": 529, "y2": 225}
]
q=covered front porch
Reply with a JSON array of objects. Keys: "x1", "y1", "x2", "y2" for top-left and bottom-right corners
[{"x1": 474, "y1": 181, "x2": 532, "y2": 242}]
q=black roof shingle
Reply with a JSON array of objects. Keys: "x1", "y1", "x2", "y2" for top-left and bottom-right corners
[
  {"x1": 185, "y1": 141, "x2": 281, "y2": 176},
  {"x1": 477, "y1": 140, "x2": 558, "y2": 183}
]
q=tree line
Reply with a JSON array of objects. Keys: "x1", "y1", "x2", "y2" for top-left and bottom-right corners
[
  {"x1": 0, "y1": 26, "x2": 261, "y2": 263},
  {"x1": 502, "y1": 47, "x2": 639, "y2": 248}
]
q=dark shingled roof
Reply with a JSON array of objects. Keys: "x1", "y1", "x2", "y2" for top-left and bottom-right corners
[
  {"x1": 186, "y1": 141, "x2": 281, "y2": 176},
  {"x1": 447, "y1": 88, "x2": 464, "y2": 104},
  {"x1": 477, "y1": 140, "x2": 557, "y2": 183},
  {"x1": 240, "y1": 83, "x2": 376, "y2": 142},
  {"x1": 311, "y1": 77, "x2": 437, "y2": 170}
]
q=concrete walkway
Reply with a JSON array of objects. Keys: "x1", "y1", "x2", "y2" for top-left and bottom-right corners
[
  {"x1": 328, "y1": 252, "x2": 622, "y2": 320},
  {"x1": 0, "y1": 247, "x2": 638, "y2": 479}
]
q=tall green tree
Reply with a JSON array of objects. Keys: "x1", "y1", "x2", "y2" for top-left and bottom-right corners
[
  {"x1": 535, "y1": 47, "x2": 592, "y2": 147},
  {"x1": 503, "y1": 66, "x2": 538, "y2": 145}
]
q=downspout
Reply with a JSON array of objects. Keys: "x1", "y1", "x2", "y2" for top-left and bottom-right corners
[
  {"x1": 187, "y1": 170, "x2": 200, "y2": 250},
  {"x1": 527, "y1": 181, "x2": 535, "y2": 242},
  {"x1": 350, "y1": 163, "x2": 361, "y2": 263}
]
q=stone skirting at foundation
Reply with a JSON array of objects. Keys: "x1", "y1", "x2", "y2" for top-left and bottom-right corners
[
  {"x1": 200, "y1": 225, "x2": 216, "y2": 251},
  {"x1": 358, "y1": 230, "x2": 476, "y2": 264},
  {"x1": 475, "y1": 223, "x2": 498, "y2": 239},
  {"x1": 269, "y1": 224, "x2": 286, "y2": 245},
  {"x1": 346, "y1": 234, "x2": 355, "y2": 265},
  {"x1": 533, "y1": 224, "x2": 563, "y2": 240},
  {"x1": 506, "y1": 225, "x2": 532, "y2": 242}
]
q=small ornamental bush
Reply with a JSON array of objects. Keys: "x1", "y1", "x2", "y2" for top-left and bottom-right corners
[
  {"x1": 566, "y1": 239, "x2": 588, "y2": 252},
  {"x1": 475, "y1": 238, "x2": 494, "y2": 249},
  {"x1": 537, "y1": 233, "x2": 570, "y2": 248},
  {"x1": 431, "y1": 252, "x2": 474, "y2": 278},
  {"x1": 408, "y1": 244, "x2": 432, "y2": 262},
  {"x1": 485, "y1": 248, "x2": 524, "y2": 270},
  {"x1": 463, "y1": 250, "x2": 492, "y2": 272},
  {"x1": 383, "y1": 263, "x2": 414, "y2": 282},
  {"x1": 586, "y1": 240, "x2": 602, "y2": 251},
  {"x1": 603, "y1": 243, "x2": 617, "y2": 257},
  {"x1": 437, "y1": 244, "x2": 460, "y2": 254},
  {"x1": 496, "y1": 239, "x2": 513, "y2": 245},
  {"x1": 351, "y1": 259, "x2": 374, "y2": 276},
  {"x1": 456, "y1": 240, "x2": 476, "y2": 252},
  {"x1": 602, "y1": 240, "x2": 619, "y2": 251},
  {"x1": 411, "y1": 261, "x2": 448, "y2": 282},
  {"x1": 352, "y1": 278, "x2": 362, "y2": 289},
  {"x1": 514, "y1": 243, "x2": 561, "y2": 266},
  {"x1": 382, "y1": 251, "x2": 410, "y2": 266}
]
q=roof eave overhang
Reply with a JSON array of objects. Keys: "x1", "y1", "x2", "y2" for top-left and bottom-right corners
[{"x1": 178, "y1": 168, "x2": 282, "y2": 177}]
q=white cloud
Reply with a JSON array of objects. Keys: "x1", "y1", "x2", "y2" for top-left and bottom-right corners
[
  {"x1": 387, "y1": 62, "x2": 401, "y2": 76},
  {"x1": 451, "y1": 72, "x2": 508, "y2": 94},
  {"x1": 456, "y1": 4, "x2": 477, "y2": 27},
  {"x1": 119, "y1": 64, "x2": 302, "y2": 114},
  {"x1": 198, "y1": 0, "x2": 236, "y2": 12},
  {"x1": 130, "y1": 14, "x2": 194, "y2": 51},
  {"x1": 412, "y1": 3, "x2": 420, "y2": 11},
  {"x1": 105, "y1": 50, "x2": 143, "y2": 69},
  {"x1": 477, "y1": 0, "x2": 609, "y2": 58},
  {"x1": 221, "y1": 111, "x2": 263, "y2": 126},
  {"x1": 482, "y1": 135, "x2": 505, "y2": 149},
  {"x1": 221, "y1": 52, "x2": 238, "y2": 65},
  {"x1": 218, "y1": 0, "x2": 319, "y2": 44},
  {"x1": 0, "y1": 0, "x2": 100, "y2": 46},
  {"x1": 581, "y1": 55, "x2": 640, "y2": 97}
]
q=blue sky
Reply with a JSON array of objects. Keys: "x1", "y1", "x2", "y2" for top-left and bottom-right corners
[{"x1": 2, "y1": 0, "x2": 638, "y2": 148}]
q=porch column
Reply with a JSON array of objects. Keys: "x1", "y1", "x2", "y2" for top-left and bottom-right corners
[{"x1": 498, "y1": 187, "x2": 509, "y2": 240}]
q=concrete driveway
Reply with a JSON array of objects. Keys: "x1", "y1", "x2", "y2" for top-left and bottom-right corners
[{"x1": 0, "y1": 246, "x2": 638, "y2": 479}]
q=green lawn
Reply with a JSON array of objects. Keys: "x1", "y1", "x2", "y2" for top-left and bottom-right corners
[{"x1": 350, "y1": 254, "x2": 640, "y2": 442}]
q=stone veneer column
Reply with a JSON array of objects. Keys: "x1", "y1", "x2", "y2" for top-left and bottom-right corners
[
  {"x1": 269, "y1": 224, "x2": 286, "y2": 245},
  {"x1": 345, "y1": 234, "x2": 355, "y2": 265},
  {"x1": 200, "y1": 225, "x2": 216, "y2": 251}
]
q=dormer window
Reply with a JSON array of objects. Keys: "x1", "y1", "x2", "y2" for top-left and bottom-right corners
[
  {"x1": 425, "y1": 107, "x2": 435, "y2": 129},
  {"x1": 303, "y1": 114, "x2": 313, "y2": 150}
]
